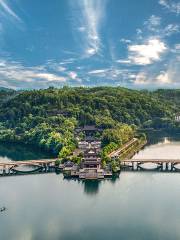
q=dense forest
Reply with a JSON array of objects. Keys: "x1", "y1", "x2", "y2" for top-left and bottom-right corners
[
  {"x1": 0, "y1": 88, "x2": 17, "y2": 104},
  {"x1": 0, "y1": 86, "x2": 179, "y2": 157}
]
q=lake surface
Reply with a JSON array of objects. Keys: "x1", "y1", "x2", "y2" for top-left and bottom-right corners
[{"x1": 1, "y1": 133, "x2": 180, "y2": 240}]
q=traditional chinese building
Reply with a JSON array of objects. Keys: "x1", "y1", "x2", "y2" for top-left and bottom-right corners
[
  {"x1": 82, "y1": 149, "x2": 101, "y2": 169},
  {"x1": 78, "y1": 141, "x2": 89, "y2": 150},
  {"x1": 90, "y1": 141, "x2": 101, "y2": 149}
]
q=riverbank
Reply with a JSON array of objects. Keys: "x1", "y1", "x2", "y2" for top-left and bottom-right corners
[{"x1": 118, "y1": 137, "x2": 147, "y2": 161}]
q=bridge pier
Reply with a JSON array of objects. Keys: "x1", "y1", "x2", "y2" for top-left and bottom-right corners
[
  {"x1": 137, "y1": 162, "x2": 141, "y2": 171},
  {"x1": 47, "y1": 163, "x2": 51, "y2": 172},
  {"x1": 132, "y1": 161, "x2": 135, "y2": 170},
  {"x1": 170, "y1": 162, "x2": 174, "y2": 171},
  {"x1": 45, "y1": 163, "x2": 48, "y2": 172},
  {"x1": 158, "y1": 162, "x2": 163, "y2": 171},
  {"x1": 165, "y1": 162, "x2": 169, "y2": 171},
  {"x1": 3, "y1": 166, "x2": 6, "y2": 175},
  {"x1": 42, "y1": 163, "x2": 46, "y2": 172}
]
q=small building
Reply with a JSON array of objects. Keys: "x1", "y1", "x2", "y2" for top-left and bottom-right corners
[
  {"x1": 76, "y1": 125, "x2": 103, "y2": 137},
  {"x1": 82, "y1": 149, "x2": 101, "y2": 169},
  {"x1": 90, "y1": 141, "x2": 101, "y2": 149},
  {"x1": 78, "y1": 141, "x2": 89, "y2": 150},
  {"x1": 64, "y1": 161, "x2": 74, "y2": 168}
]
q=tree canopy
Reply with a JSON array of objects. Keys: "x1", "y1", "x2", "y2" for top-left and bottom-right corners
[{"x1": 0, "y1": 86, "x2": 179, "y2": 157}]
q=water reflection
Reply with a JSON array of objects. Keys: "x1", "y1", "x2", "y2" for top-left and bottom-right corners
[
  {"x1": 0, "y1": 143, "x2": 51, "y2": 161},
  {"x1": 145, "y1": 131, "x2": 180, "y2": 145},
  {"x1": 83, "y1": 180, "x2": 100, "y2": 195},
  {"x1": 64, "y1": 177, "x2": 119, "y2": 195},
  {"x1": 82, "y1": 176, "x2": 119, "y2": 195},
  {"x1": 163, "y1": 137, "x2": 171, "y2": 144}
]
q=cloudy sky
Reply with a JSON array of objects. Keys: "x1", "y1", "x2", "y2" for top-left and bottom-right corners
[{"x1": 0, "y1": 0, "x2": 179, "y2": 89}]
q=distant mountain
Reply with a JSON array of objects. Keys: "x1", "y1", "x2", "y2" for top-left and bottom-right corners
[{"x1": 0, "y1": 87, "x2": 15, "y2": 92}]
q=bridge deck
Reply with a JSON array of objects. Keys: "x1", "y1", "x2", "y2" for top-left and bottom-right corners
[
  {"x1": 0, "y1": 159, "x2": 57, "y2": 167},
  {"x1": 123, "y1": 159, "x2": 180, "y2": 163},
  {"x1": 1, "y1": 158, "x2": 180, "y2": 167}
]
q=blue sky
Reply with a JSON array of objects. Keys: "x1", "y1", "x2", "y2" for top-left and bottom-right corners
[{"x1": 0, "y1": 0, "x2": 179, "y2": 89}]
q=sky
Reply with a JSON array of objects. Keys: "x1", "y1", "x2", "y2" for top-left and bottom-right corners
[{"x1": 0, "y1": 0, "x2": 179, "y2": 89}]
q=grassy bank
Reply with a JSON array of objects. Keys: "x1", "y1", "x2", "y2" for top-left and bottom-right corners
[{"x1": 118, "y1": 137, "x2": 147, "y2": 161}]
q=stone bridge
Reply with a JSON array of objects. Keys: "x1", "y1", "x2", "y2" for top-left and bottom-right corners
[
  {"x1": 0, "y1": 159, "x2": 60, "y2": 176},
  {"x1": 121, "y1": 159, "x2": 180, "y2": 171}
]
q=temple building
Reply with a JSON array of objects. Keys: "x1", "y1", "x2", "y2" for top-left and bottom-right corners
[
  {"x1": 63, "y1": 133, "x2": 113, "y2": 179},
  {"x1": 82, "y1": 149, "x2": 101, "y2": 169},
  {"x1": 78, "y1": 141, "x2": 89, "y2": 150}
]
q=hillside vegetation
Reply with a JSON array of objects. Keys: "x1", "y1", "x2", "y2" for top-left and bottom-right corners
[{"x1": 0, "y1": 86, "x2": 179, "y2": 157}]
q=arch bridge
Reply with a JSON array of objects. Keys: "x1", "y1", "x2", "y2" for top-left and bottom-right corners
[
  {"x1": 121, "y1": 159, "x2": 180, "y2": 171},
  {"x1": 0, "y1": 159, "x2": 60, "y2": 176}
]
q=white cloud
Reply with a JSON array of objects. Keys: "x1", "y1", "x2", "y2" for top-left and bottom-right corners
[
  {"x1": 163, "y1": 24, "x2": 179, "y2": 36},
  {"x1": 0, "y1": 0, "x2": 22, "y2": 22},
  {"x1": 120, "y1": 38, "x2": 132, "y2": 44},
  {"x1": 0, "y1": 59, "x2": 67, "y2": 88},
  {"x1": 172, "y1": 43, "x2": 180, "y2": 56},
  {"x1": 34, "y1": 73, "x2": 66, "y2": 82},
  {"x1": 57, "y1": 66, "x2": 66, "y2": 72},
  {"x1": 128, "y1": 39, "x2": 167, "y2": 65},
  {"x1": 159, "y1": 0, "x2": 180, "y2": 14},
  {"x1": 144, "y1": 15, "x2": 179, "y2": 37},
  {"x1": 116, "y1": 59, "x2": 131, "y2": 64},
  {"x1": 157, "y1": 60, "x2": 180, "y2": 85},
  {"x1": 77, "y1": 26, "x2": 86, "y2": 32},
  {"x1": 88, "y1": 69, "x2": 109, "y2": 74},
  {"x1": 69, "y1": 0, "x2": 108, "y2": 57},
  {"x1": 134, "y1": 71, "x2": 171, "y2": 86},
  {"x1": 86, "y1": 48, "x2": 97, "y2": 56},
  {"x1": 136, "y1": 28, "x2": 143, "y2": 40},
  {"x1": 68, "y1": 71, "x2": 78, "y2": 80},
  {"x1": 59, "y1": 58, "x2": 76, "y2": 65},
  {"x1": 148, "y1": 15, "x2": 161, "y2": 26},
  {"x1": 133, "y1": 57, "x2": 180, "y2": 86},
  {"x1": 87, "y1": 68, "x2": 133, "y2": 83},
  {"x1": 144, "y1": 15, "x2": 161, "y2": 31},
  {"x1": 175, "y1": 43, "x2": 180, "y2": 50},
  {"x1": 76, "y1": 66, "x2": 84, "y2": 70},
  {"x1": 156, "y1": 71, "x2": 171, "y2": 83},
  {"x1": 134, "y1": 72, "x2": 148, "y2": 85},
  {"x1": 118, "y1": 21, "x2": 179, "y2": 86}
]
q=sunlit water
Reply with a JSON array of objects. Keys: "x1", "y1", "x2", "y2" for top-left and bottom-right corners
[{"x1": 1, "y1": 134, "x2": 180, "y2": 240}]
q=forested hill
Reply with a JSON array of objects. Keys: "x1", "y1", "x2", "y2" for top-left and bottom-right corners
[
  {"x1": 0, "y1": 87, "x2": 179, "y2": 126},
  {"x1": 153, "y1": 89, "x2": 180, "y2": 108},
  {"x1": 0, "y1": 86, "x2": 179, "y2": 156},
  {"x1": 0, "y1": 88, "x2": 17, "y2": 104}
]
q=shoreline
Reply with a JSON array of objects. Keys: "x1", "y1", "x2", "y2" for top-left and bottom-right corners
[{"x1": 118, "y1": 138, "x2": 147, "y2": 161}]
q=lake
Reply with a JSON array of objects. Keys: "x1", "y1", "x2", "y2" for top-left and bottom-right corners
[{"x1": 0, "y1": 132, "x2": 180, "y2": 240}]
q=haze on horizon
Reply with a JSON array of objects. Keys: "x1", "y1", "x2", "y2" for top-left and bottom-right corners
[{"x1": 0, "y1": 0, "x2": 179, "y2": 90}]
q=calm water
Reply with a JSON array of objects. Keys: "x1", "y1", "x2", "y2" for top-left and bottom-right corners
[{"x1": 1, "y1": 134, "x2": 180, "y2": 240}]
